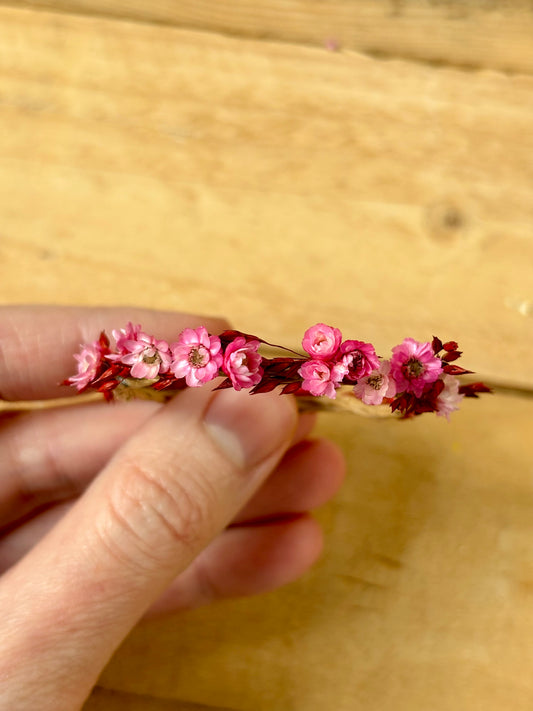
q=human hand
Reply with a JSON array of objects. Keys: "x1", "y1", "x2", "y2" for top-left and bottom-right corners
[{"x1": 0, "y1": 306, "x2": 345, "y2": 710}]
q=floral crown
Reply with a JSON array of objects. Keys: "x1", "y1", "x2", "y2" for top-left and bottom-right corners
[{"x1": 66, "y1": 323, "x2": 490, "y2": 420}]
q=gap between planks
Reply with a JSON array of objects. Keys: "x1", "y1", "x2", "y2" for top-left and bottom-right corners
[{"x1": 2, "y1": 0, "x2": 533, "y2": 76}]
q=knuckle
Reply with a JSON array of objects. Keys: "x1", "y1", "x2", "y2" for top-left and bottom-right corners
[
  {"x1": 1, "y1": 418, "x2": 80, "y2": 505},
  {"x1": 105, "y1": 452, "x2": 217, "y2": 566}
]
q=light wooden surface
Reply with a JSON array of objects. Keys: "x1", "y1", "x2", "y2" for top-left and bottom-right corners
[
  {"x1": 8, "y1": 0, "x2": 533, "y2": 74},
  {"x1": 0, "y1": 4, "x2": 532, "y2": 710}
]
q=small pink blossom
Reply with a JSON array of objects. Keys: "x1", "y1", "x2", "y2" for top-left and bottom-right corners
[
  {"x1": 298, "y1": 359, "x2": 345, "y2": 399},
  {"x1": 302, "y1": 323, "x2": 342, "y2": 360},
  {"x1": 69, "y1": 339, "x2": 105, "y2": 391},
  {"x1": 353, "y1": 359, "x2": 397, "y2": 406},
  {"x1": 435, "y1": 374, "x2": 464, "y2": 421},
  {"x1": 171, "y1": 327, "x2": 223, "y2": 387},
  {"x1": 339, "y1": 340, "x2": 380, "y2": 381},
  {"x1": 112, "y1": 322, "x2": 142, "y2": 353},
  {"x1": 108, "y1": 324, "x2": 171, "y2": 380},
  {"x1": 390, "y1": 338, "x2": 443, "y2": 398},
  {"x1": 222, "y1": 337, "x2": 263, "y2": 391}
]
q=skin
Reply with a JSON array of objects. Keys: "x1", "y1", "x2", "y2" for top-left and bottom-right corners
[{"x1": 0, "y1": 306, "x2": 346, "y2": 710}]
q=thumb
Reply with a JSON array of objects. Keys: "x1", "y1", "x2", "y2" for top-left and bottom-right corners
[{"x1": 0, "y1": 387, "x2": 298, "y2": 711}]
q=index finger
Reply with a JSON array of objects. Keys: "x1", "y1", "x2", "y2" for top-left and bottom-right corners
[{"x1": 0, "y1": 305, "x2": 229, "y2": 400}]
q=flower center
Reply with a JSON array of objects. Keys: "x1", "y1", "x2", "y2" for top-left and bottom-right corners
[
  {"x1": 346, "y1": 352, "x2": 362, "y2": 375},
  {"x1": 142, "y1": 349, "x2": 160, "y2": 365},
  {"x1": 367, "y1": 374, "x2": 383, "y2": 390},
  {"x1": 403, "y1": 357, "x2": 424, "y2": 379},
  {"x1": 188, "y1": 345, "x2": 209, "y2": 368}
]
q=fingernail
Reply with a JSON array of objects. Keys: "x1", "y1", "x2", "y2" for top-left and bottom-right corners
[{"x1": 204, "y1": 388, "x2": 297, "y2": 469}]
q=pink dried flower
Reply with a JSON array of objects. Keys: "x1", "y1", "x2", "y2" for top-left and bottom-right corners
[
  {"x1": 222, "y1": 337, "x2": 263, "y2": 391},
  {"x1": 112, "y1": 322, "x2": 141, "y2": 353},
  {"x1": 338, "y1": 340, "x2": 380, "y2": 381},
  {"x1": 108, "y1": 325, "x2": 171, "y2": 380},
  {"x1": 435, "y1": 374, "x2": 464, "y2": 421},
  {"x1": 353, "y1": 359, "x2": 397, "y2": 406},
  {"x1": 68, "y1": 336, "x2": 107, "y2": 391},
  {"x1": 66, "y1": 322, "x2": 487, "y2": 421},
  {"x1": 171, "y1": 327, "x2": 223, "y2": 387},
  {"x1": 302, "y1": 323, "x2": 342, "y2": 360},
  {"x1": 390, "y1": 338, "x2": 443, "y2": 398},
  {"x1": 298, "y1": 359, "x2": 345, "y2": 399}
]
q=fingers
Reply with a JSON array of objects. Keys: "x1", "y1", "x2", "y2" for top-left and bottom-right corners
[
  {"x1": 234, "y1": 438, "x2": 345, "y2": 524},
  {"x1": 0, "y1": 305, "x2": 229, "y2": 400},
  {"x1": 291, "y1": 411, "x2": 316, "y2": 445},
  {"x1": 0, "y1": 401, "x2": 161, "y2": 530},
  {"x1": 0, "y1": 405, "x2": 315, "y2": 531},
  {"x1": 0, "y1": 436, "x2": 344, "y2": 575},
  {"x1": 147, "y1": 515, "x2": 323, "y2": 615},
  {"x1": 0, "y1": 502, "x2": 71, "y2": 573},
  {"x1": 0, "y1": 509, "x2": 324, "y2": 618},
  {"x1": 0, "y1": 386, "x2": 298, "y2": 709}
]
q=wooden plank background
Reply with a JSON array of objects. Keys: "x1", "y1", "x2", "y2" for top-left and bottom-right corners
[
  {"x1": 8, "y1": 0, "x2": 533, "y2": 73},
  {"x1": 0, "y1": 3, "x2": 532, "y2": 710}
]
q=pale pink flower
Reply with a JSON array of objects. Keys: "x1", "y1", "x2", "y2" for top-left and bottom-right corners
[
  {"x1": 69, "y1": 340, "x2": 105, "y2": 391},
  {"x1": 390, "y1": 338, "x2": 443, "y2": 398},
  {"x1": 298, "y1": 359, "x2": 345, "y2": 399},
  {"x1": 302, "y1": 323, "x2": 342, "y2": 360},
  {"x1": 222, "y1": 337, "x2": 263, "y2": 391},
  {"x1": 435, "y1": 374, "x2": 464, "y2": 421},
  {"x1": 108, "y1": 324, "x2": 171, "y2": 380},
  {"x1": 338, "y1": 340, "x2": 380, "y2": 381},
  {"x1": 353, "y1": 359, "x2": 397, "y2": 405},
  {"x1": 171, "y1": 327, "x2": 223, "y2": 387},
  {"x1": 112, "y1": 322, "x2": 142, "y2": 353}
]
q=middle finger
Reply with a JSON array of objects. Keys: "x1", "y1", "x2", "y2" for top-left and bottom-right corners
[{"x1": 0, "y1": 437, "x2": 344, "y2": 573}]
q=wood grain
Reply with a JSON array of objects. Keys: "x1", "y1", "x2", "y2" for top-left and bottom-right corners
[
  {"x1": 0, "y1": 7, "x2": 532, "y2": 387},
  {"x1": 4, "y1": 0, "x2": 533, "y2": 74}
]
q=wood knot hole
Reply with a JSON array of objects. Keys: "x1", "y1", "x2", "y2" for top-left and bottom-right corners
[{"x1": 425, "y1": 201, "x2": 468, "y2": 243}]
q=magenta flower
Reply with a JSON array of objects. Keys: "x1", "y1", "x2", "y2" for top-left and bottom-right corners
[
  {"x1": 68, "y1": 339, "x2": 106, "y2": 391},
  {"x1": 222, "y1": 337, "x2": 263, "y2": 391},
  {"x1": 353, "y1": 359, "x2": 397, "y2": 406},
  {"x1": 108, "y1": 325, "x2": 171, "y2": 380},
  {"x1": 435, "y1": 375, "x2": 464, "y2": 421},
  {"x1": 390, "y1": 338, "x2": 443, "y2": 397},
  {"x1": 302, "y1": 323, "x2": 342, "y2": 360},
  {"x1": 338, "y1": 340, "x2": 380, "y2": 381},
  {"x1": 298, "y1": 359, "x2": 345, "y2": 399},
  {"x1": 171, "y1": 327, "x2": 223, "y2": 387}
]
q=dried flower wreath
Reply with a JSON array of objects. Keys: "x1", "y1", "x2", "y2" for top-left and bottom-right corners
[{"x1": 65, "y1": 323, "x2": 490, "y2": 420}]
